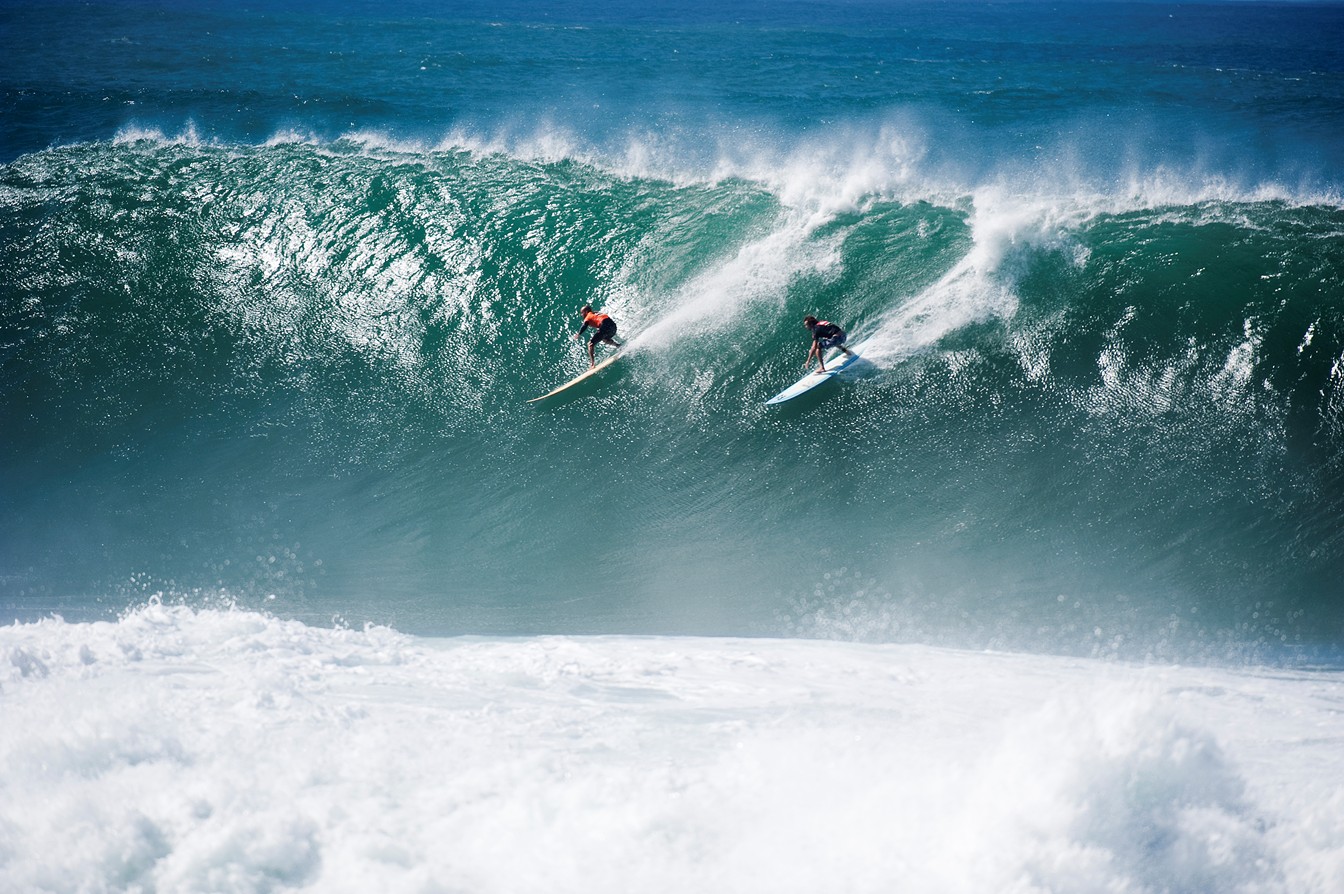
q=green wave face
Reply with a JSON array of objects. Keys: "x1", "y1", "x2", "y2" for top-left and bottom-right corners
[{"x1": 3, "y1": 138, "x2": 1343, "y2": 661}]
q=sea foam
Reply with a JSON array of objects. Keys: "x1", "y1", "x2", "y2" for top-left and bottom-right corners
[{"x1": 2, "y1": 604, "x2": 1341, "y2": 893}]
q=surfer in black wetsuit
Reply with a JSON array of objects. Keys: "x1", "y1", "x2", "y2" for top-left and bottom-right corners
[
  {"x1": 802, "y1": 315, "x2": 853, "y2": 372},
  {"x1": 575, "y1": 304, "x2": 623, "y2": 368}
]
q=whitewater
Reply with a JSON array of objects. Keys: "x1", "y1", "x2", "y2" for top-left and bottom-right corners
[{"x1": 2, "y1": 604, "x2": 1342, "y2": 893}]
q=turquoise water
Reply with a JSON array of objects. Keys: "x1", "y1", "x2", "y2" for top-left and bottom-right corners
[{"x1": 3, "y1": 0, "x2": 1344, "y2": 661}]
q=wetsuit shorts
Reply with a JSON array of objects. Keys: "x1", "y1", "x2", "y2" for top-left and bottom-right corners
[
  {"x1": 590, "y1": 317, "x2": 618, "y2": 343},
  {"x1": 818, "y1": 330, "x2": 846, "y2": 350}
]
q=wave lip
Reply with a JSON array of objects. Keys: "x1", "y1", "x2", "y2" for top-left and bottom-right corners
[{"x1": 94, "y1": 118, "x2": 1344, "y2": 213}]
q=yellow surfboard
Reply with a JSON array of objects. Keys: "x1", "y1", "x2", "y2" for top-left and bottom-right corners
[{"x1": 527, "y1": 351, "x2": 624, "y2": 403}]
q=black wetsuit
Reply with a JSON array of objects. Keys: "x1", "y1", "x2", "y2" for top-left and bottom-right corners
[
  {"x1": 811, "y1": 321, "x2": 842, "y2": 341},
  {"x1": 810, "y1": 320, "x2": 846, "y2": 349}
]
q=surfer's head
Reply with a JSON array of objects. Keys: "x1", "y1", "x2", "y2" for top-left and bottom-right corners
[
  {"x1": 803, "y1": 315, "x2": 818, "y2": 329},
  {"x1": 580, "y1": 304, "x2": 593, "y2": 315}
]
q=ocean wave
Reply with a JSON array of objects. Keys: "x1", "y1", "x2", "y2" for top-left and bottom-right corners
[{"x1": 3, "y1": 136, "x2": 1343, "y2": 654}]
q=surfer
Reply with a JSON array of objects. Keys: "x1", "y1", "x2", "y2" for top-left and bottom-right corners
[
  {"x1": 802, "y1": 315, "x2": 853, "y2": 372},
  {"x1": 575, "y1": 305, "x2": 623, "y2": 368}
]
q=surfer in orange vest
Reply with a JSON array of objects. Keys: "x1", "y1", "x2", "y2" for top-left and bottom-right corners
[
  {"x1": 802, "y1": 315, "x2": 853, "y2": 372},
  {"x1": 574, "y1": 304, "x2": 623, "y2": 368}
]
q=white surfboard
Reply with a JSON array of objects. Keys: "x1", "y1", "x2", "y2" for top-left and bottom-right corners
[
  {"x1": 765, "y1": 343, "x2": 864, "y2": 406},
  {"x1": 528, "y1": 350, "x2": 624, "y2": 403}
]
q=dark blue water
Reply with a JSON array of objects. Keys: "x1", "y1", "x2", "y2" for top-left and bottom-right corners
[{"x1": 3, "y1": 0, "x2": 1343, "y2": 663}]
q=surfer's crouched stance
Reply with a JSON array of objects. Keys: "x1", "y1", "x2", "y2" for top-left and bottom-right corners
[
  {"x1": 803, "y1": 315, "x2": 853, "y2": 372},
  {"x1": 575, "y1": 305, "x2": 622, "y2": 368}
]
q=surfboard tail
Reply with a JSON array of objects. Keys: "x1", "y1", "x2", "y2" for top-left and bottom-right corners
[
  {"x1": 528, "y1": 351, "x2": 624, "y2": 403},
  {"x1": 764, "y1": 344, "x2": 864, "y2": 406}
]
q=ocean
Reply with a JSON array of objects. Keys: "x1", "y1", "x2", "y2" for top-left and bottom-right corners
[{"x1": 2, "y1": 0, "x2": 1343, "y2": 890}]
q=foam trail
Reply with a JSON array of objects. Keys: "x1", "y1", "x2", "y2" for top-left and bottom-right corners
[
  {"x1": 856, "y1": 261, "x2": 1008, "y2": 367},
  {"x1": 631, "y1": 212, "x2": 843, "y2": 350},
  {"x1": 629, "y1": 128, "x2": 931, "y2": 349},
  {"x1": 856, "y1": 192, "x2": 1027, "y2": 365}
]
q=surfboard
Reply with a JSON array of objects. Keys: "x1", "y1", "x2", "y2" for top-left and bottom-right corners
[
  {"x1": 764, "y1": 344, "x2": 864, "y2": 406},
  {"x1": 528, "y1": 350, "x2": 624, "y2": 403}
]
